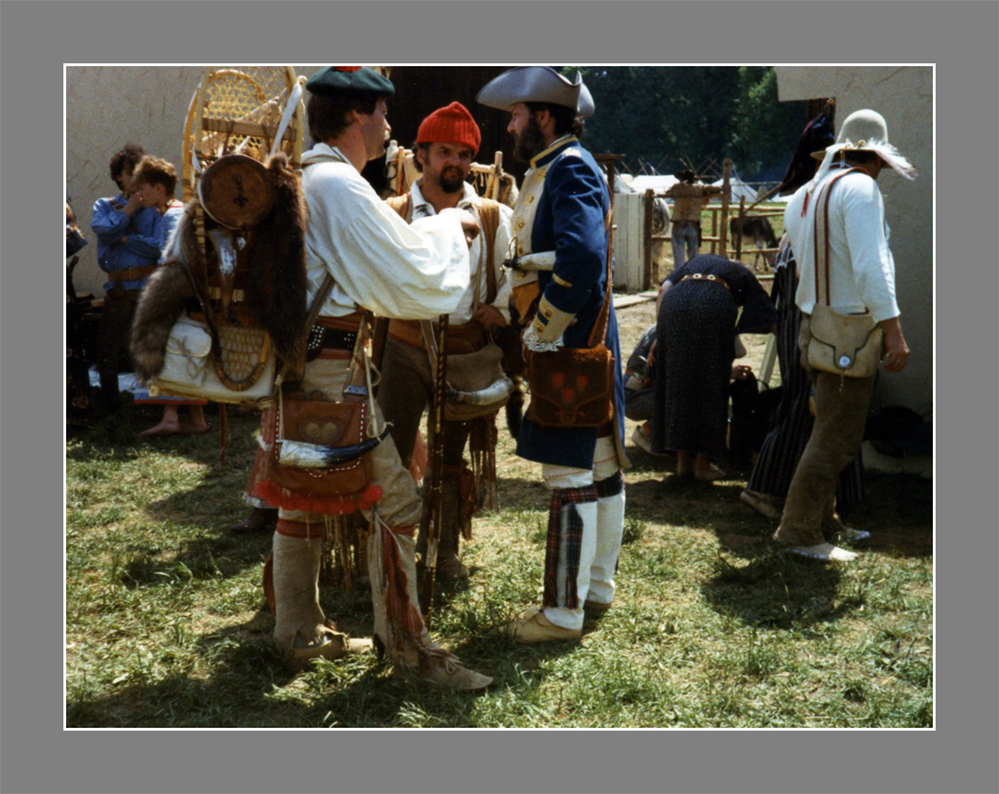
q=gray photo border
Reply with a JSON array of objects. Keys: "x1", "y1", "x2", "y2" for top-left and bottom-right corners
[{"x1": 2, "y1": 1, "x2": 996, "y2": 793}]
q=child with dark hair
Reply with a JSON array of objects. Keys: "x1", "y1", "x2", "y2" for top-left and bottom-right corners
[{"x1": 130, "y1": 156, "x2": 210, "y2": 436}]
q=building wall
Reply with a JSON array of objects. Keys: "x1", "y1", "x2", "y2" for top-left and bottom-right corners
[
  {"x1": 67, "y1": 66, "x2": 324, "y2": 297},
  {"x1": 775, "y1": 67, "x2": 933, "y2": 417}
]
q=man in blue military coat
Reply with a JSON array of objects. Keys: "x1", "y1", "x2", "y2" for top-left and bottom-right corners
[{"x1": 477, "y1": 67, "x2": 629, "y2": 642}]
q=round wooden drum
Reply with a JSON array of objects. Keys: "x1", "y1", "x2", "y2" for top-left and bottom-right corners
[{"x1": 198, "y1": 154, "x2": 274, "y2": 230}]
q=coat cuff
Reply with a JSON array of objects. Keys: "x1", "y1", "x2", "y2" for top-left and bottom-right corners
[
  {"x1": 531, "y1": 295, "x2": 575, "y2": 342},
  {"x1": 523, "y1": 322, "x2": 564, "y2": 353}
]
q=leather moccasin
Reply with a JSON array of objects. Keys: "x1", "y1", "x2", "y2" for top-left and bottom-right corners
[
  {"x1": 740, "y1": 490, "x2": 782, "y2": 520},
  {"x1": 584, "y1": 599, "x2": 613, "y2": 611},
  {"x1": 437, "y1": 553, "x2": 471, "y2": 580},
  {"x1": 397, "y1": 653, "x2": 493, "y2": 691},
  {"x1": 500, "y1": 607, "x2": 582, "y2": 643},
  {"x1": 287, "y1": 626, "x2": 373, "y2": 673}
]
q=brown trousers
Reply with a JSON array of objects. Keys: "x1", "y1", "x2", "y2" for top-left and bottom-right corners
[
  {"x1": 378, "y1": 338, "x2": 478, "y2": 555},
  {"x1": 775, "y1": 317, "x2": 875, "y2": 547}
]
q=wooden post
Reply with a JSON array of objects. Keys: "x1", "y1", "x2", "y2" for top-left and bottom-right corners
[
  {"x1": 720, "y1": 158, "x2": 731, "y2": 258},
  {"x1": 643, "y1": 189, "x2": 654, "y2": 291},
  {"x1": 486, "y1": 150, "x2": 503, "y2": 199},
  {"x1": 735, "y1": 196, "x2": 745, "y2": 262}
]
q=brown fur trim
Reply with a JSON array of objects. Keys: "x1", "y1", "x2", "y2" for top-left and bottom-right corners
[
  {"x1": 129, "y1": 257, "x2": 197, "y2": 382},
  {"x1": 243, "y1": 153, "x2": 308, "y2": 373},
  {"x1": 128, "y1": 153, "x2": 308, "y2": 381}
]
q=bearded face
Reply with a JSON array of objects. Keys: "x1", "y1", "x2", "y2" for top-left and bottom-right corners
[
  {"x1": 511, "y1": 114, "x2": 548, "y2": 164},
  {"x1": 418, "y1": 143, "x2": 474, "y2": 195}
]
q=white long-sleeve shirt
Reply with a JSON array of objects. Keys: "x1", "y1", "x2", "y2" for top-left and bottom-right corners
[
  {"x1": 300, "y1": 143, "x2": 470, "y2": 319},
  {"x1": 785, "y1": 164, "x2": 900, "y2": 323},
  {"x1": 407, "y1": 179, "x2": 514, "y2": 324}
]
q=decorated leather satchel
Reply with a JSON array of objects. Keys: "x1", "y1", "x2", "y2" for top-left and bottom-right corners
[
  {"x1": 805, "y1": 168, "x2": 884, "y2": 378},
  {"x1": 255, "y1": 291, "x2": 389, "y2": 515},
  {"x1": 525, "y1": 249, "x2": 615, "y2": 428}
]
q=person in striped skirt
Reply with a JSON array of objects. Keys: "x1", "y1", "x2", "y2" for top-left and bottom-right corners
[{"x1": 740, "y1": 236, "x2": 864, "y2": 521}]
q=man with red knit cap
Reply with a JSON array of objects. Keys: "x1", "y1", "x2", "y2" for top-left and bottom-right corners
[{"x1": 378, "y1": 101, "x2": 514, "y2": 579}]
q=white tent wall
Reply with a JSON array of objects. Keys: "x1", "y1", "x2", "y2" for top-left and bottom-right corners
[
  {"x1": 711, "y1": 176, "x2": 757, "y2": 203},
  {"x1": 775, "y1": 66, "x2": 933, "y2": 420}
]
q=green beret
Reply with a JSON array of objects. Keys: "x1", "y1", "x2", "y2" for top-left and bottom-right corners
[{"x1": 306, "y1": 66, "x2": 395, "y2": 98}]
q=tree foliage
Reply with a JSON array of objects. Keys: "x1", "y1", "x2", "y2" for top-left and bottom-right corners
[{"x1": 560, "y1": 66, "x2": 807, "y2": 181}]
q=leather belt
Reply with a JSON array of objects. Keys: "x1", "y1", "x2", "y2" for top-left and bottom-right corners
[
  {"x1": 108, "y1": 264, "x2": 156, "y2": 282},
  {"x1": 387, "y1": 318, "x2": 486, "y2": 353},
  {"x1": 306, "y1": 312, "x2": 365, "y2": 360},
  {"x1": 671, "y1": 219, "x2": 701, "y2": 228},
  {"x1": 680, "y1": 273, "x2": 731, "y2": 291},
  {"x1": 306, "y1": 326, "x2": 357, "y2": 357}
]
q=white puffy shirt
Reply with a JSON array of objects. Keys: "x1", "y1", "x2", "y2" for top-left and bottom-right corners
[
  {"x1": 408, "y1": 179, "x2": 514, "y2": 324},
  {"x1": 785, "y1": 165, "x2": 900, "y2": 323},
  {"x1": 300, "y1": 143, "x2": 470, "y2": 319}
]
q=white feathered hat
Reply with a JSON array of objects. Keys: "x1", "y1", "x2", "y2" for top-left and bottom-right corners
[
  {"x1": 476, "y1": 67, "x2": 595, "y2": 118},
  {"x1": 811, "y1": 108, "x2": 916, "y2": 180}
]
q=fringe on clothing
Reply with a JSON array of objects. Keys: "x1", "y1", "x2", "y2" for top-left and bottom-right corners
[
  {"x1": 376, "y1": 522, "x2": 426, "y2": 654},
  {"x1": 325, "y1": 513, "x2": 369, "y2": 592},
  {"x1": 469, "y1": 413, "x2": 499, "y2": 520},
  {"x1": 543, "y1": 485, "x2": 598, "y2": 610},
  {"x1": 442, "y1": 462, "x2": 478, "y2": 541},
  {"x1": 252, "y1": 480, "x2": 382, "y2": 516}
]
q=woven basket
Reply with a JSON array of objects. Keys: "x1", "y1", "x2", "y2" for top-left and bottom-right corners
[{"x1": 209, "y1": 308, "x2": 273, "y2": 390}]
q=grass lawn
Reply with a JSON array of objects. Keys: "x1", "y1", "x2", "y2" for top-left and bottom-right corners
[{"x1": 65, "y1": 295, "x2": 933, "y2": 728}]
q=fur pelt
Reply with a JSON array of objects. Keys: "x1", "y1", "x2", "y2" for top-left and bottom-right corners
[
  {"x1": 496, "y1": 173, "x2": 519, "y2": 209},
  {"x1": 130, "y1": 153, "x2": 308, "y2": 382}
]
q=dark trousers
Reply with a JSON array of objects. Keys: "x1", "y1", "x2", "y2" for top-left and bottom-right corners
[
  {"x1": 96, "y1": 286, "x2": 140, "y2": 413},
  {"x1": 378, "y1": 339, "x2": 473, "y2": 554}
]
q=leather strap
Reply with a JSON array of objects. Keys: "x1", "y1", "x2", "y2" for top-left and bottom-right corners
[
  {"x1": 586, "y1": 207, "x2": 615, "y2": 349},
  {"x1": 813, "y1": 168, "x2": 863, "y2": 307},
  {"x1": 108, "y1": 264, "x2": 156, "y2": 282}
]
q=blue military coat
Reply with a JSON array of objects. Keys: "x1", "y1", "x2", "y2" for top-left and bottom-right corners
[{"x1": 512, "y1": 136, "x2": 627, "y2": 470}]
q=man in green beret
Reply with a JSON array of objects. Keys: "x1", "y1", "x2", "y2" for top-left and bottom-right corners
[{"x1": 265, "y1": 66, "x2": 491, "y2": 690}]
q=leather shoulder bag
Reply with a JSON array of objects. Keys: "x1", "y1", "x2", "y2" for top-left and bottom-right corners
[
  {"x1": 525, "y1": 232, "x2": 616, "y2": 429},
  {"x1": 805, "y1": 168, "x2": 884, "y2": 378}
]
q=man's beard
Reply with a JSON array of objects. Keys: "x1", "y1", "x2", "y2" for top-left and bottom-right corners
[
  {"x1": 512, "y1": 118, "x2": 548, "y2": 163},
  {"x1": 436, "y1": 167, "x2": 465, "y2": 194}
]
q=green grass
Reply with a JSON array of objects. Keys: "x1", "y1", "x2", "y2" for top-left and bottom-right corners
[{"x1": 66, "y1": 303, "x2": 933, "y2": 728}]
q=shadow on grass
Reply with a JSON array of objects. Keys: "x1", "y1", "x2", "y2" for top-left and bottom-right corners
[
  {"x1": 66, "y1": 602, "x2": 522, "y2": 728},
  {"x1": 699, "y1": 544, "x2": 860, "y2": 631},
  {"x1": 110, "y1": 532, "x2": 271, "y2": 589},
  {"x1": 67, "y1": 400, "x2": 245, "y2": 463},
  {"x1": 66, "y1": 622, "x2": 399, "y2": 728}
]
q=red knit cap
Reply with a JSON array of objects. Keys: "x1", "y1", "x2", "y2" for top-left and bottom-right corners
[{"x1": 415, "y1": 101, "x2": 481, "y2": 154}]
